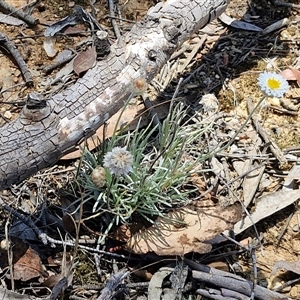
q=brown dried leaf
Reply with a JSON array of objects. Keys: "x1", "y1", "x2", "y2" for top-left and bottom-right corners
[
  {"x1": 232, "y1": 189, "x2": 300, "y2": 236},
  {"x1": 63, "y1": 26, "x2": 87, "y2": 35},
  {"x1": 126, "y1": 201, "x2": 242, "y2": 255},
  {"x1": 148, "y1": 267, "x2": 174, "y2": 299},
  {"x1": 0, "y1": 237, "x2": 28, "y2": 269},
  {"x1": 289, "y1": 67, "x2": 300, "y2": 85},
  {"x1": 281, "y1": 68, "x2": 296, "y2": 81},
  {"x1": 43, "y1": 37, "x2": 58, "y2": 58},
  {"x1": 43, "y1": 274, "x2": 64, "y2": 289},
  {"x1": 73, "y1": 47, "x2": 97, "y2": 75},
  {"x1": 0, "y1": 288, "x2": 44, "y2": 299},
  {"x1": 12, "y1": 247, "x2": 46, "y2": 281},
  {"x1": 271, "y1": 260, "x2": 300, "y2": 277},
  {"x1": 281, "y1": 67, "x2": 300, "y2": 84},
  {"x1": 130, "y1": 268, "x2": 152, "y2": 281}
]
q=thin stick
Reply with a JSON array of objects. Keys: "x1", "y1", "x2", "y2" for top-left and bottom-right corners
[
  {"x1": 0, "y1": 0, "x2": 38, "y2": 26},
  {"x1": 108, "y1": 0, "x2": 121, "y2": 39},
  {"x1": 43, "y1": 53, "x2": 76, "y2": 74},
  {"x1": 276, "y1": 212, "x2": 294, "y2": 248},
  {"x1": 5, "y1": 217, "x2": 14, "y2": 291},
  {"x1": 185, "y1": 259, "x2": 292, "y2": 300},
  {"x1": 247, "y1": 97, "x2": 288, "y2": 167},
  {"x1": 250, "y1": 247, "x2": 257, "y2": 300},
  {"x1": 1, "y1": 202, "x2": 132, "y2": 260},
  {"x1": 271, "y1": 0, "x2": 300, "y2": 8},
  {"x1": 0, "y1": 32, "x2": 33, "y2": 86}
]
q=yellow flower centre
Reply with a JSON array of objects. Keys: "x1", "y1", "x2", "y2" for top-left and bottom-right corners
[{"x1": 267, "y1": 78, "x2": 281, "y2": 90}]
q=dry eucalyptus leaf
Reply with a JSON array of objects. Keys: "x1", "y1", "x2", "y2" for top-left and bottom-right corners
[
  {"x1": 126, "y1": 200, "x2": 242, "y2": 255},
  {"x1": 73, "y1": 47, "x2": 97, "y2": 75},
  {"x1": 219, "y1": 13, "x2": 263, "y2": 32},
  {"x1": 233, "y1": 189, "x2": 300, "y2": 235},
  {"x1": 11, "y1": 247, "x2": 46, "y2": 281},
  {"x1": 283, "y1": 162, "x2": 300, "y2": 191},
  {"x1": 239, "y1": 155, "x2": 264, "y2": 208},
  {"x1": 148, "y1": 267, "x2": 175, "y2": 300},
  {"x1": 262, "y1": 18, "x2": 289, "y2": 35},
  {"x1": 43, "y1": 37, "x2": 58, "y2": 58},
  {"x1": 0, "y1": 288, "x2": 44, "y2": 299},
  {"x1": 271, "y1": 260, "x2": 300, "y2": 277},
  {"x1": 269, "y1": 260, "x2": 300, "y2": 291},
  {"x1": 281, "y1": 68, "x2": 297, "y2": 81},
  {"x1": 288, "y1": 68, "x2": 300, "y2": 85},
  {"x1": 281, "y1": 67, "x2": 300, "y2": 85},
  {"x1": 43, "y1": 274, "x2": 64, "y2": 289},
  {"x1": 0, "y1": 13, "x2": 24, "y2": 26}
]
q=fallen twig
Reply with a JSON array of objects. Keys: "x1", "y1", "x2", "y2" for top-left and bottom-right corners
[
  {"x1": 0, "y1": 32, "x2": 33, "y2": 86},
  {"x1": 247, "y1": 97, "x2": 288, "y2": 168},
  {"x1": 97, "y1": 270, "x2": 130, "y2": 300},
  {"x1": 0, "y1": 0, "x2": 38, "y2": 26},
  {"x1": 197, "y1": 287, "x2": 249, "y2": 299},
  {"x1": 184, "y1": 259, "x2": 292, "y2": 300},
  {"x1": 270, "y1": 0, "x2": 300, "y2": 8},
  {"x1": 108, "y1": 0, "x2": 121, "y2": 39},
  {"x1": 1, "y1": 202, "x2": 131, "y2": 260},
  {"x1": 43, "y1": 53, "x2": 76, "y2": 74}
]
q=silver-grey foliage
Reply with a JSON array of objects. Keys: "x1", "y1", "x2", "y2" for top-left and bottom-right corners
[{"x1": 0, "y1": 0, "x2": 229, "y2": 190}]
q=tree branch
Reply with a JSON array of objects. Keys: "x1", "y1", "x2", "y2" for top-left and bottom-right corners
[{"x1": 0, "y1": 0, "x2": 228, "y2": 190}]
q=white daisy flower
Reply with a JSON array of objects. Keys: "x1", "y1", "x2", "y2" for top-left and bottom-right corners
[
  {"x1": 258, "y1": 71, "x2": 289, "y2": 97},
  {"x1": 103, "y1": 147, "x2": 133, "y2": 176}
]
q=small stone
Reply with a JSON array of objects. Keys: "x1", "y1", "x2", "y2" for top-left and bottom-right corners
[
  {"x1": 0, "y1": 240, "x2": 9, "y2": 250},
  {"x1": 26, "y1": 38, "x2": 35, "y2": 45},
  {"x1": 290, "y1": 286, "x2": 300, "y2": 297},
  {"x1": 3, "y1": 111, "x2": 12, "y2": 119},
  {"x1": 14, "y1": 69, "x2": 21, "y2": 77},
  {"x1": 268, "y1": 97, "x2": 280, "y2": 106},
  {"x1": 26, "y1": 29, "x2": 35, "y2": 36}
]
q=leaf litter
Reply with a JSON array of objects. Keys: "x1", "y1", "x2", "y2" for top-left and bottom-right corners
[{"x1": 0, "y1": 0, "x2": 299, "y2": 299}]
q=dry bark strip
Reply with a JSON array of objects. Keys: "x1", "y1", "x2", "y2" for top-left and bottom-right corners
[{"x1": 0, "y1": 0, "x2": 228, "y2": 190}]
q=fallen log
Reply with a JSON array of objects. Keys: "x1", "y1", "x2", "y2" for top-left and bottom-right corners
[{"x1": 0, "y1": 0, "x2": 228, "y2": 190}]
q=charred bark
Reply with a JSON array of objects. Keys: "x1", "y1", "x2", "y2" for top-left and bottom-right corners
[{"x1": 0, "y1": 0, "x2": 228, "y2": 190}]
